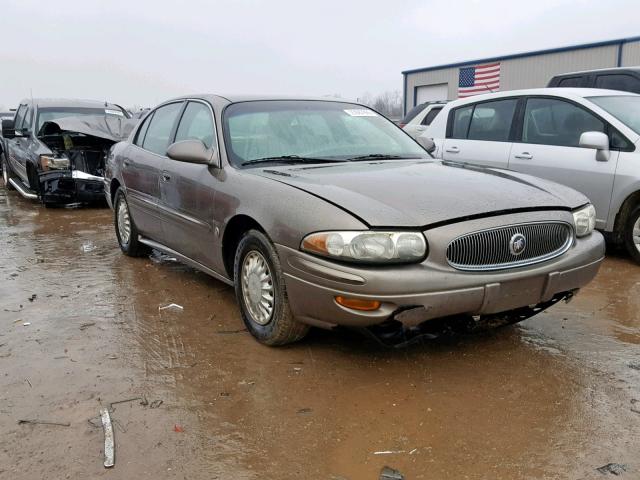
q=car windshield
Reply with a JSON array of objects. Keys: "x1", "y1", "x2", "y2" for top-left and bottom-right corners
[
  {"x1": 223, "y1": 100, "x2": 429, "y2": 167},
  {"x1": 36, "y1": 107, "x2": 124, "y2": 132},
  {"x1": 588, "y1": 95, "x2": 640, "y2": 135}
]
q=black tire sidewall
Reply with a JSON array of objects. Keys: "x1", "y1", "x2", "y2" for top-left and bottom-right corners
[
  {"x1": 624, "y1": 205, "x2": 640, "y2": 264},
  {"x1": 234, "y1": 231, "x2": 287, "y2": 341},
  {"x1": 1, "y1": 151, "x2": 14, "y2": 189}
]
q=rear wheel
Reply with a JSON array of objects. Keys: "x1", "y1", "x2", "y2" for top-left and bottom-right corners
[
  {"x1": 114, "y1": 188, "x2": 149, "y2": 257},
  {"x1": 1, "y1": 152, "x2": 15, "y2": 190},
  {"x1": 233, "y1": 229, "x2": 309, "y2": 346},
  {"x1": 623, "y1": 204, "x2": 640, "y2": 264}
]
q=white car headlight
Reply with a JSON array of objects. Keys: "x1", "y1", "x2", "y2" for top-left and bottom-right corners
[
  {"x1": 572, "y1": 204, "x2": 596, "y2": 237},
  {"x1": 301, "y1": 231, "x2": 427, "y2": 263}
]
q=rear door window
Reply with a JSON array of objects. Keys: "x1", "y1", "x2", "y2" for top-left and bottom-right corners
[
  {"x1": 142, "y1": 102, "x2": 183, "y2": 156},
  {"x1": 595, "y1": 74, "x2": 640, "y2": 94},
  {"x1": 466, "y1": 99, "x2": 517, "y2": 142},
  {"x1": 522, "y1": 97, "x2": 605, "y2": 147},
  {"x1": 557, "y1": 76, "x2": 584, "y2": 88},
  {"x1": 134, "y1": 112, "x2": 153, "y2": 147},
  {"x1": 421, "y1": 107, "x2": 443, "y2": 126},
  {"x1": 174, "y1": 101, "x2": 216, "y2": 149}
]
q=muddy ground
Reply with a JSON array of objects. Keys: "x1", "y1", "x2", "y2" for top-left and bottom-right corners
[{"x1": 0, "y1": 186, "x2": 639, "y2": 480}]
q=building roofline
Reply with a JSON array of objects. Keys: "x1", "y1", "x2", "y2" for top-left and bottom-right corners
[{"x1": 401, "y1": 35, "x2": 640, "y2": 76}]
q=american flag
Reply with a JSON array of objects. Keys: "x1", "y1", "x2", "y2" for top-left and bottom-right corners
[{"x1": 458, "y1": 62, "x2": 501, "y2": 98}]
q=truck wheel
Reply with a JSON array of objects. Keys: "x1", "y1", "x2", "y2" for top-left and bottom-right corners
[
  {"x1": 624, "y1": 204, "x2": 640, "y2": 264},
  {"x1": 233, "y1": 229, "x2": 309, "y2": 346},
  {"x1": 114, "y1": 188, "x2": 149, "y2": 257},
  {"x1": 1, "y1": 152, "x2": 15, "y2": 190}
]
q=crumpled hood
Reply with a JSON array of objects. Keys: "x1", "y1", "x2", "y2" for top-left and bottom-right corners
[
  {"x1": 38, "y1": 115, "x2": 138, "y2": 143},
  {"x1": 251, "y1": 160, "x2": 589, "y2": 227}
]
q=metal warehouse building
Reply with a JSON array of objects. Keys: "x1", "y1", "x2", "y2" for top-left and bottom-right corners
[{"x1": 402, "y1": 35, "x2": 640, "y2": 114}]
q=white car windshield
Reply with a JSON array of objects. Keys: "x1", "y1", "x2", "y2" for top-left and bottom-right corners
[
  {"x1": 223, "y1": 100, "x2": 429, "y2": 167},
  {"x1": 588, "y1": 95, "x2": 640, "y2": 135}
]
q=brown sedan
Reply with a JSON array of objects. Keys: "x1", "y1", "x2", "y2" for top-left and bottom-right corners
[{"x1": 104, "y1": 95, "x2": 605, "y2": 346}]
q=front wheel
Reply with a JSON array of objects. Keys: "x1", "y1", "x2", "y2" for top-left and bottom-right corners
[
  {"x1": 114, "y1": 188, "x2": 149, "y2": 257},
  {"x1": 233, "y1": 230, "x2": 309, "y2": 346},
  {"x1": 1, "y1": 152, "x2": 15, "y2": 190},
  {"x1": 623, "y1": 204, "x2": 640, "y2": 264}
]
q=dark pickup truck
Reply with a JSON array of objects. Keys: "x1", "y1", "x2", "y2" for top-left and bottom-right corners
[
  {"x1": 548, "y1": 67, "x2": 640, "y2": 94},
  {"x1": 1, "y1": 98, "x2": 136, "y2": 205}
]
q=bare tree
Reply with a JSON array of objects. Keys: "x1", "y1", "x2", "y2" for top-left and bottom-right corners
[{"x1": 358, "y1": 90, "x2": 403, "y2": 118}]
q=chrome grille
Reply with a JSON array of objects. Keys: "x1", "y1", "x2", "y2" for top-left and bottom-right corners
[{"x1": 446, "y1": 222, "x2": 573, "y2": 271}]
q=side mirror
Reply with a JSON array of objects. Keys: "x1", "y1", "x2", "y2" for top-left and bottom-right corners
[
  {"x1": 416, "y1": 135, "x2": 436, "y2": 154},
  {"x1": 166, "y1": 139, "x2": 219, "y2": 166},
  {"x1": 1, "y1": 119, "x2": 15, "y2": 139},
  {"x1": 579, "y1": 131, "x2": 610, "y2": 162}
]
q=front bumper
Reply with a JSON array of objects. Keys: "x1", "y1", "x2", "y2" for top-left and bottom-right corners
[
  {"x1": 278, "y1": 212, "x2": 605, "y2": 329},
  {"x1": 39, "y1": 170, "x2": 105, "y2": 204}
]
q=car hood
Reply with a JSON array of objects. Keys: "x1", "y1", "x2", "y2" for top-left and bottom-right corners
[
  {"x1": 38, "y1": 115, "x2": 138, "y2": 143},
  {"x1": 251, "y1": 160, "x2": 589, "y2": 227}
]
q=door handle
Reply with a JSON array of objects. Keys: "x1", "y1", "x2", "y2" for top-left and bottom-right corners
[
  {"x1": 514, "y1": 152, "x2": 533, "y2": 160},
  {"x1": 161, "y1": 172, "x2": 171, "y2": 182},
  {"x1": 416, "y1": 126, "x2": 426, "y2": 131},
  {"x1": 123, "y1": 159, "x2": 131, "y2": 167},
  {"x1": 445, "y1": 146, "x2": 459, "y2": 153}
]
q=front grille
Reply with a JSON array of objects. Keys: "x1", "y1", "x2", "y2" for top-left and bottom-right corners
[{"x1": 446, "y1": 222, "x2": 573, "y2": 271}]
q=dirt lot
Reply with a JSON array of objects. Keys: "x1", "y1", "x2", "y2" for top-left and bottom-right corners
[{"x1": 0, "y1": 186, "x2": 639, "y2": 480}]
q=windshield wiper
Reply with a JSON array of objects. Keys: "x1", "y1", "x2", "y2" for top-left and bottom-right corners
[
  {"x1": 345, "y1": 154, "x2": 409, "y2": 161},
  {"x1": 241, "y1": 155, "x2": 342, "y2": 166}
]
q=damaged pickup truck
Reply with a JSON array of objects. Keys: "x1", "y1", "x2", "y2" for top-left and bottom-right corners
[{"x1": 0, "y1": 99, "x2": 136, "y2": 205}]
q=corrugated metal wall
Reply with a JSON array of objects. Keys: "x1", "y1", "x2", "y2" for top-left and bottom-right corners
[
  {"x1": 622, "y1": 40, "x2": 640, "y2": 64},
  {"x1": 404, "y1": 39, "x2": 640, "y2": 113}
]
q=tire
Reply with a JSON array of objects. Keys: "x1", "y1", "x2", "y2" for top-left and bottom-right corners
[
  {"x1": 623, "y1": 204, "x2": 640, "y2": 264},
  {"x1": 114, "y1": 188, "x2": 150, "y2": 257},
  {"x1": 233, "y1": 229, "x2": 309, "y2": 346},
  {"x1": 1, "y1": 152, "x2": 15, "y2": 190}
]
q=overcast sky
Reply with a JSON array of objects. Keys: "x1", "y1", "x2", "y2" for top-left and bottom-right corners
[{"x1": 1, "y1": 0, "x2": 638, "y2": 109}]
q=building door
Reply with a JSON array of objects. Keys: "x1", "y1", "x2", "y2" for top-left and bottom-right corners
[{"x1": 415, "y1": 83, "x2": 448, "y2": 104}]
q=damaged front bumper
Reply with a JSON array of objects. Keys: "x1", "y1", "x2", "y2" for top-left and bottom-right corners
[{"x1": 39, "y1": 169, "x2": 105, "y2": 204}]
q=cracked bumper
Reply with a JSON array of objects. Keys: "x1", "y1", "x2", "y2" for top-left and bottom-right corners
[{"x1": 39, "y1": 170, "x2": 105, "y2": 204}]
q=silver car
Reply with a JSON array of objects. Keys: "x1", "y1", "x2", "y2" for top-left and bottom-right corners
[
  {"x1": 104, "y1": 95, "x2": 604, "y2": 346},
  {"x1": 425, "y1": 88, "x2": 640, "y2": 264}
]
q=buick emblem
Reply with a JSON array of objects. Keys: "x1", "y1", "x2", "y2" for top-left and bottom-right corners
[{"x1": 509, "y1": 233, "x2": 527, "y2": 256}]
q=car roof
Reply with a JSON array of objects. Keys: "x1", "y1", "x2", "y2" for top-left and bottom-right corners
[
  {"x1": 443, "y1": 88, "x2": 639, "y2": 107},
  {"x1": 18, "y1": 98, "x2": 123, "y2": 109},
  {"x1": 553, "y1": 66, "x2": 640, "y2": 76},
  {"x1": 162, "y1": 94, "x2": 363, "y2": 105}
]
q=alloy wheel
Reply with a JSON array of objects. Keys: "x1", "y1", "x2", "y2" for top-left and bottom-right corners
[
  {"x1": 117, "y1": 199, "x2": 131, "y2": 246},
  {"x1": 634, "y1": 216, "x2": 640, "y2": 254},
  {"x1": 241, "y1": 250, "x2": 275, "y2": 325}
]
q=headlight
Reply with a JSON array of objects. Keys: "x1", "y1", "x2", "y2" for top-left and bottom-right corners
[
  {"x1": 40, "y1": 155, "x2": 70, "y2": 171},
  {"x1": 301, "y1": 231, "x2": 427, "y2": 263},
  {"x1": 572, "y1": 204, "x2": 596, "y2": 237}
]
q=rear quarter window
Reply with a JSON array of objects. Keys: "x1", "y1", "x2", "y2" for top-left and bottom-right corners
[
  {"x1": 595, "y1": 74, "x2": 640, "y2": 94},
  {"x1": 401, "y1": 104, "x2": 427, "y2": 124}
]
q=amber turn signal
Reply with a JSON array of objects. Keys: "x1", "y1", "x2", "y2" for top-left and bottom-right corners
[{"x1": 335, "y1": 296, "x2": 381, "y2": 311}]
